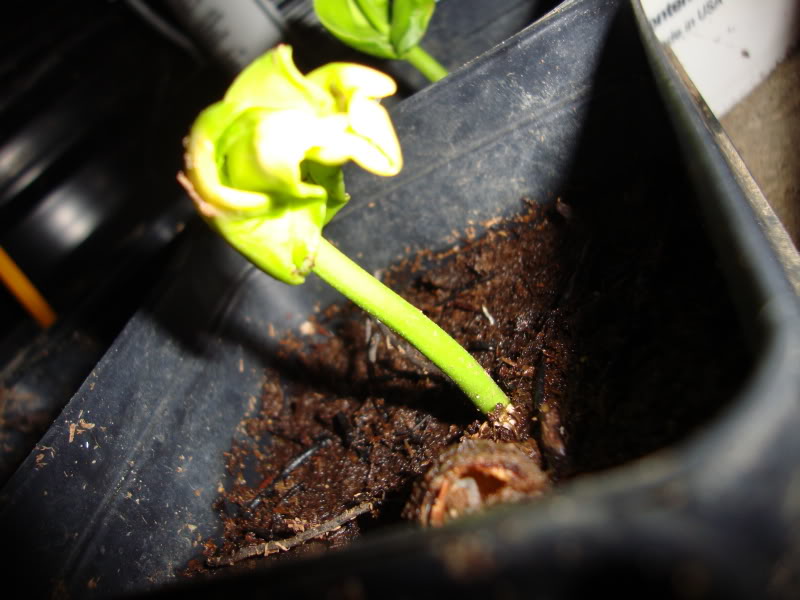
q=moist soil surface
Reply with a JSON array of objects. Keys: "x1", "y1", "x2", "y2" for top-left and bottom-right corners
[{"x1": 189, "y1": 194, "x2": 749, "y2": 573}]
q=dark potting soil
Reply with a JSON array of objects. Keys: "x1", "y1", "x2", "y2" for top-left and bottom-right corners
[{"x1": 189, "y1": 192, "x2": 749, "y2": 572}]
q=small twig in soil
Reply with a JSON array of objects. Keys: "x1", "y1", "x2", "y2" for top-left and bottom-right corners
[
  {"x1": 367, "y1": 331, "x2": 381, "y2": 364},
  {"x1": 468, "y1": 340, "x2": 495, "y2": 352},
  {"x1": 207, "y1": 501, "x2": 375, "y2": 567},
  {"x1": 369, "y1": 319, "x2": 443, "y2": 375},
  {"x1": 272, "y1": 481, "x2": 304, "y2": 508},
  {"x1": 333, "y1": 411, "x2": 355, "y2": 448},
  {"x1": 247, "y1": 436, "x2": 331, "y2": 509},
  {"x1": 364, "y1": 316, "x2": 372, "y2": 344}
]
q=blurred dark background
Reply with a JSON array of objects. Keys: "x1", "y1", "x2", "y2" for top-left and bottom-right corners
[{"x1": 0, "y1": 0, "x2": 231, "y2": 483}]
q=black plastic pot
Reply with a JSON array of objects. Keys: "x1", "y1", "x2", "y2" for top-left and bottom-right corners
[{"x1": 2, "y1": 0, "x2": 800, "y2": 598}]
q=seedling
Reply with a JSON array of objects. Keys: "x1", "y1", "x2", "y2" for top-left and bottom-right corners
[
  {"x1": 314, "y1": 0, "x2": 448, "y2": 82},
  {"x1": 179, "y1": 45, "x2": 507, "y2": 413}
]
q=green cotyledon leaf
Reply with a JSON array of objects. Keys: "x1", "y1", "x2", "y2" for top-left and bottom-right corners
[{"x1": 180, "y1": 45, "x2": 401, "y2": 285}]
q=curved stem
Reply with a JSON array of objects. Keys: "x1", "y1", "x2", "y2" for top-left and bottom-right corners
[
  {"x1": 313, "y1": 237, "x2": 508, "y2": 413},
  {"x1": 403, "y1": 45, "x2": 448, "y2": 82}
]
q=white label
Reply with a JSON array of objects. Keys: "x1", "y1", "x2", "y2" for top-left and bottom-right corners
[{"x1": 640, "y1": 0, "x2": 800, "y2": 116}]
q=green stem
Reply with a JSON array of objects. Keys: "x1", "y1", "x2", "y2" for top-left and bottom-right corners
[
  {"x1": 313, "y1": 237, "x2": 508, "y2": 413},
  {"x1": 403, "y1": 45, "x2": 448, "y2": 82}
]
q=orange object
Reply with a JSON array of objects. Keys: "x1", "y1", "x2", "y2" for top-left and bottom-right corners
[{"x1": 0, "y1": 245, "x2": 57, "y2": 328}]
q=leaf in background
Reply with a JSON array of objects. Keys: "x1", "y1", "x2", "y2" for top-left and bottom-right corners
[
  {"x1": 390, "y1": 0, "x2": 436, "y2": 56},
  {"x1": 314, "y1": 0, "x2": 437, "y2": 59},
  {"x1": 314, "y1": 0, "x2": 395, "y2": 59}
]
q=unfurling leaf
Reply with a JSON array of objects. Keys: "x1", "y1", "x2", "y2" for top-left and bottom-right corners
[{"x1": 180, "y1": 45, "x2": 401, "y2": 284}]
